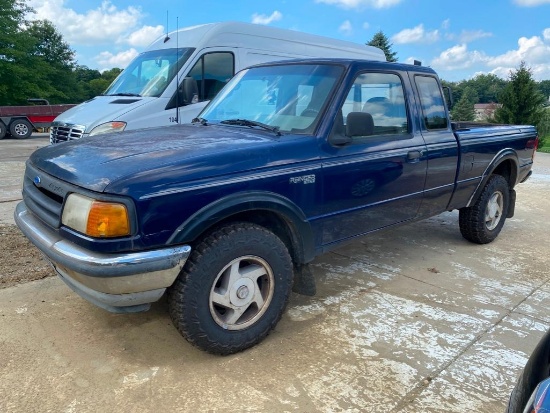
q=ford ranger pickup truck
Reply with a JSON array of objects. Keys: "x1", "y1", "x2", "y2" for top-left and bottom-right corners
[{"x1": 15, "y1": 59, "x2": 538, "y2": 354}]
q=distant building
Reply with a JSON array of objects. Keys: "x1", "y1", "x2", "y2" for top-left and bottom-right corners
[{"x1": 474, "y1": 103, "x2": 501, "y2": 121}]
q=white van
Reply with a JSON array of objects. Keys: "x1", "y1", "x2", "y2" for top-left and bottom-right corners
[{"x1": 50, "y1": 21, "x2": 385, "y2": 143}]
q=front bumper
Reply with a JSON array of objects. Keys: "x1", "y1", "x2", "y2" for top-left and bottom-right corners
[{"x1": 14, "y1": 202, "x2": 191, "y2": 313}]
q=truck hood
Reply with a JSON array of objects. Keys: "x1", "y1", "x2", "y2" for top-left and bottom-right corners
[
  {"x1": 53, "y1": 96, "x2": 155, "y2": 132},
  {"x1": 29, "y1": 124, "x2": 285, "y2": 195}
]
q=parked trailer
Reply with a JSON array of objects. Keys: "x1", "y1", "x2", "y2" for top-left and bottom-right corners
[{"x1": 0, "y1": 100, "x2": 75, "y2": 139}]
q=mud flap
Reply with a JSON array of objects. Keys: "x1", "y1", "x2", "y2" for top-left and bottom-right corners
[
  {"x1": 292, "y1": 264, "x2": 316, "y2": 296},
  {"x1": 507, "y1": 189, "x2": 516, "y2": 218}
]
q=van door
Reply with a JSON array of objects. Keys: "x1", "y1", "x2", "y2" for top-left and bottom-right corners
[
  {"x1": 166, "y1": 49, "x2": 235, "y2": 123},
  {"x1": 320, "y1": 71, "x2": 427, "y2": 246}
]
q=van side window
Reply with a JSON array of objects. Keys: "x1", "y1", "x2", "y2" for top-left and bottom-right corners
[
  {"x1": 188, "y1": 52, "x2": 235, "y2": 102},
  {"x1": 415, "y1": 75, "x2": 448, "y2": 130},
  {"x1": 335, "y1": 72, "x2": 409, "y2": 140}
]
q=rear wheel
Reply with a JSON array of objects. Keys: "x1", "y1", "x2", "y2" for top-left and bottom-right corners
[
  {"x1": 168, "y1": 222, "x2": 293, "y2": 355},
  {"x1": 0, "y1": 122, "x2": 6, "y2": 139},
  {"x1": 459, "y1": 174, "x2": 510, "y2": 244},
  {"x1": 9, "y1": 119, "x2": 33, "y2": 139}
]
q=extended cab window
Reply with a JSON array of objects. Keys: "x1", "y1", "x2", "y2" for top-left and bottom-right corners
[
  {"x1": 187, "y1": 52, "x2": 234, "y2": 101},
  {"x1": 415, "y1": 75, "x2": 448, "y2": 130},
  {"x1": 338, "y1": 72, "x2": 408, "y2": 139}
]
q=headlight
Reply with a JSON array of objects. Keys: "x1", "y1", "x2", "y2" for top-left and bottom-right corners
[
  {"x1": 62, "y1": 194, "x2": 130, "y2": 238},
  {"x1": 88, "y1": 121, "x2": 127, "y2": 136}
]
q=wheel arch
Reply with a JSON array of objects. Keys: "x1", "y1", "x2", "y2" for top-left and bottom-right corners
[
  {"x1": 167, "y1": 191, "x2": 316, "y2": 264},
  {"x1": 467, "y1": 149, "x2": 519, "y2": 208}
]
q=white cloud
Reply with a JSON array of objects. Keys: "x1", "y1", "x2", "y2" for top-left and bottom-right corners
[
  {"x1": 95, "y1": 48, "x2": 139, "y2": 71},
  {"x1": 315, "y1": 0, "x2": 403, "y2": 9},
  {"x1": 251, "y1": 10, "x2": 283, "y2": 25},
  {"x1": 392, "y1": 24, "x2": 439, "y2": 44},
  {"x1": 441, "y1": 19, "x2": 451, "y2": 30},
  {"x1": 27, "y1": 0, "x2": 145, "y2": 46},
  {"x1": 487, "y1": 35, "x2": 550, "y2": 66},
  {"x1": 432, "y1": 28, "x2": 550, "y2": 80},
  {"x1": 459, "y1": 30, "x2": 493, "y2": 43},
  {"x1": 363, "y1": 22, "x2": 370, "y2": 30},
  {"x1": 513, "y1": 0, "x2": 550, "y2": 6},
  {"x1": 431, "y1": 44, "x2": 487, "y2": 70},
  {"x1": 126, "y1": 25, "x2": 165, "y2": 47},
  {"x1": 339, "y1": 20, "x2": 353, "y2": 36}
]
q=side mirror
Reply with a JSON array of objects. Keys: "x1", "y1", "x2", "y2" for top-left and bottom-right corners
[
  {"x1": 442, "y1": 86, "x2": 454, "y2": 110},
  {"x1": 179, "y1": 77, "x2": 198, "y2": 105}
]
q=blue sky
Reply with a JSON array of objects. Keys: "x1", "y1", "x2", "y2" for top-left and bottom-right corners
[{"x1": 27, "y1": 0, "x2": 550, "y2": 81}]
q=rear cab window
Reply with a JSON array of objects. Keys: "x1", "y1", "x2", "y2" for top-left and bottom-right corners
[{"x1": 414, "y1": 75, "x2": 449, "y2": 130}]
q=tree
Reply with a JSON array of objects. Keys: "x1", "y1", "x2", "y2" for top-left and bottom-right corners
[
  {"x1": 0, "y1": 0, "x2": 35, "y2": 104},
  {"x1": 495, "y1": 62, "x2": 546, "y2": 127},
  {"x1": 367, "y1": 31, "x2": 397, "y2": 62},
  {"x1": 25, "y1": 20, "x2": 78, "y2": 102},
  {"x1": 451, "y1": 86, "x2": 478, "y2": 121},
  {"x1": 538, "y1": 80, "x2": 550, "y2": 104}
]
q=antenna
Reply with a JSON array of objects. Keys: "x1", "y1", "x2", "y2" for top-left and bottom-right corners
[
  {"x1": 176, "y1": 16, "x2": 180, "y2": 124},
  {"x1": 164, "y1": 11, "x2": 170, "y2": 43}
]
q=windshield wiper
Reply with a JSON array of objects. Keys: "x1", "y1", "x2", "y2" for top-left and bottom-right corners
[
  {"x1": 107, "y1": 93, "x2": 142, "y2": 97},
  {"x1": 220, "y1": 119, "x2": 282, "y2": 136},
  {"x1": 192, "y1": 117, "x2": 208, "y2": 126}
]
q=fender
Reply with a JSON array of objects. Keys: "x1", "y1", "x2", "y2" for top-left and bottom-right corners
[
  {"x1": 167, "y1": 191, "x2": 316, "y2": 264},
  {"x1": 466, "y1": 148, "x2": 519, "y2": 208}
]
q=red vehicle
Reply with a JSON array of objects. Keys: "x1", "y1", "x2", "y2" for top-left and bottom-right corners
[{"x1": 0, "y1": 99, "x2": 75, "y2": 139}]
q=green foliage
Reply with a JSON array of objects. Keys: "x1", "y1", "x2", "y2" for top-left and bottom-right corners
[
  {"x1": 444, "y1": 73, "x2": 506, "y2": 106},
  {"x1": 451, "y1": 86, "x2": 478, "y2": 121},
  {"x1": 495, "y1": 62, "x2": 546, "y2": 127},
  {"x1": 537, "y1": 108, "x2": 550, "y2": 150},
  {"x1": 0, "y1": 1, "x2": 123, "y2": 105},
  {"x1": 538, "y1": 80, "x2": 550, "y2": 103},
  {"x1": 367, "y1": 31, "x2": 398, "y2": 62}
]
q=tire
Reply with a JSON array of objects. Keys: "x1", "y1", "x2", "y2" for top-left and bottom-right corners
[
  {"x1": 459, "y1": 174, "x2": 510, "y2": 244},
  {"x1": 9, "y1": 119, "x2": 33, "y2": 139},
  {"x1": 0, "y1": 122, "x2": 6, "y2": 139},
  {"x1": 168, "y1": 222, "x2": 294, "y2": 355}
]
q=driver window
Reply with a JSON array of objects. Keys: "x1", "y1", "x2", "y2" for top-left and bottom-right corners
[
  {"x1": 187, "y1": 52, "x2": 235, "y2": 102},
  {"x1": 335, "y1": 72, "x2": 409, "y2": 140}
]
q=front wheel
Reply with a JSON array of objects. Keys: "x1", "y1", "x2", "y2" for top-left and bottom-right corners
[
  {"x1": 168, "y1": 223, "x2": 293, "y2": 355},
  {"x1": 9, "y1": 119, "x2": 33, "y2": 139},
  {"x1": 0, "y1": 122, "x2": 6, "y2": 139},
  {"x1": 459, "y1": 174, "x2": 510, "y2": 244}
]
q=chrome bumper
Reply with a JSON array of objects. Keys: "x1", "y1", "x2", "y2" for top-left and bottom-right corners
[{"x1": 14, "y1": 202, "x2": 191, "y2": 313}]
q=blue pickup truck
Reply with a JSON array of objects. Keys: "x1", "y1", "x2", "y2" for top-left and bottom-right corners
[{"x1": 15, "y1": 59, "x2": 538, "y2": 354}]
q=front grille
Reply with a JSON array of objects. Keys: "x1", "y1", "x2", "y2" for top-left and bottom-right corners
[
  {"x1": 50, "y1": 121, "x2": 85, "y2": 144},
  {"x1": 22, "y1": 163, "x2": 73, "y2": 228}
]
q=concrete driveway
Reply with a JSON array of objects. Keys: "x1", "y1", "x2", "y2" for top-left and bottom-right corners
[{"x1": 1, "y1": 135, "x2": 549, "y2": 412}]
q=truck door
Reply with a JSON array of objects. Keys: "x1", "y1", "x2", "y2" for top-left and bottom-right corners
[
  {"x1": 320, "y1": 71, "x2": 427, "y2": 246},
  {"x1": 412, "y1": 75, "x2": 459, "y2": 218}
]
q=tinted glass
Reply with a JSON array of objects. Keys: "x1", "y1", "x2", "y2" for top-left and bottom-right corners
[{"x1": 415, "y1": 76, "x2": 448, "y2": 130}]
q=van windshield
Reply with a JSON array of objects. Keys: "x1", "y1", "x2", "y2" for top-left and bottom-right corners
[
  {"x1": 200, "y1": 64, "x2": 344, "y2": 134},
  {"x1": 104, "y1": 48, "x2": 195, "y2": 98}
]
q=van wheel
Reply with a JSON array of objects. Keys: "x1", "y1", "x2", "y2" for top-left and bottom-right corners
[
  {"x1": 459, "y1": 174, "x2": 510, "y2": 244},
  {"x1": 0, "y1": 123, "x2": 6, "y2": 139},
  {"x1": 9, "y1": 119, "x2": 33, "y2": 139},
  {"x1": 168, "y1": 222, "x2": 293, "y2": 355}
]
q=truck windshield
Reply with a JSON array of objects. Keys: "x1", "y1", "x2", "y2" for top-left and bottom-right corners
[
  {"x1": 200, "y1": 64, "x2": 344, "y2": 134},
  {"x1": 104, "y1": 48, "x2": 195, "y2": 98}
]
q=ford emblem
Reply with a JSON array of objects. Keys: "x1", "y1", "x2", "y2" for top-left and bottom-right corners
[{"x1": 33, "y1": 176, "x2": 41, "y2": 186}]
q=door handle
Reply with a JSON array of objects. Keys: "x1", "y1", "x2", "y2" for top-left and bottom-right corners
[{"x1": 407, "y1": 150, "x2": 422, "y2": 162}]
